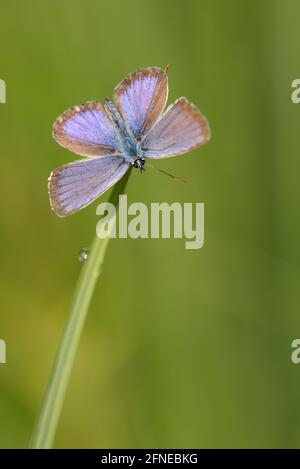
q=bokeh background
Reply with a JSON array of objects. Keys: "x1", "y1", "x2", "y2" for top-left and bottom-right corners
[{"x1": 1, "y1": 0, "x2": 300, "y2": 448}]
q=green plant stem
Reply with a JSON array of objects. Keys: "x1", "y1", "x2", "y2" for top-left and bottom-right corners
[{"x1": 30, "y1": 169, "x2": 131, "y2": 449}]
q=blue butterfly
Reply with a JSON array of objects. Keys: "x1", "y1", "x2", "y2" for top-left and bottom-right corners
[{"x1": 49, "y1": 67, "x2": 210, "y2": 216}]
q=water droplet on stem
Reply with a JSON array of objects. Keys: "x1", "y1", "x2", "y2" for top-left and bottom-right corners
[{"x1": 78, "y1": 247, "x2": 90, "y2": 262}]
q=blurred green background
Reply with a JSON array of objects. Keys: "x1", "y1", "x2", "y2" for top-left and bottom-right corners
[{"x1": 1, "y1": 0, "x2": 300, "y2": 449}]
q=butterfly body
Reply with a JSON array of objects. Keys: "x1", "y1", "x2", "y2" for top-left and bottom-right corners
[
  {"x1": 103, "y1": 98, "x2": 146, "y2": 172},
  {"x1": 103, "y1": 98, "x2": 139, "y2": 162},
  {"x1": 49, "y1": 66, "x2": 210, "y2": 217}
]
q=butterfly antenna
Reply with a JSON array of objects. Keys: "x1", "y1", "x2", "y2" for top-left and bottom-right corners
[{"x1": 145, "y1": 162, "x2": 187, "y2": 184}]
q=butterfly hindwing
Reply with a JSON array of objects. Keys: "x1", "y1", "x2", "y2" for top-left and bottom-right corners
[
  {"x1": 142, "y1": 98, "x2": 210, "y2": 159},
  {"x1": 52, "y1": 101, "x2": 119, "y2": 157},
  {"x1": 113, "y1": 67, "x2": 168, "y2": 139},
  {"x1": 48, "y1": 155, "x2": 129, "y2": 217}
]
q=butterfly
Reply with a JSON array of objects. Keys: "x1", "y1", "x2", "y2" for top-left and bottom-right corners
[{"x1": 48, "y1": 66, "x2": 210, "y2": 217}]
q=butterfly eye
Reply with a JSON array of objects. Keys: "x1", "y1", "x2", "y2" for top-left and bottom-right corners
[{"x1": 132, "y1": 157, "x2": 145, "y2": 172}]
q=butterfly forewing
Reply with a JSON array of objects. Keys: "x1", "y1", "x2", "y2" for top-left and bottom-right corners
[
  {"x1": 52, "y1": 101, "x2": 119, "y2": 157},
  {"x1": 142, "y1": 98, "x2": 210, "y2": 159},
  {"x1": 48, "y1": 155, "x2": 129, "y2": 217},
  {"x1": 113, "y1": 67, "x2": 168, "y2": 139}
]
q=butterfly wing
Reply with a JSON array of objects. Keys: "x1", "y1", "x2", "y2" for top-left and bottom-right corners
[
  {"x1": 113, "y1": 67, "x2": 168, "y2": 139},
  {"x1": 142, "y1": 98, "x2": 210, "y2": 159},
  {"x1": 48, "y1": 155, "x2": 129, "y2": 217},
  {"x1": 52, "y1": 101, "x2": 119, "y2": 157}
]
